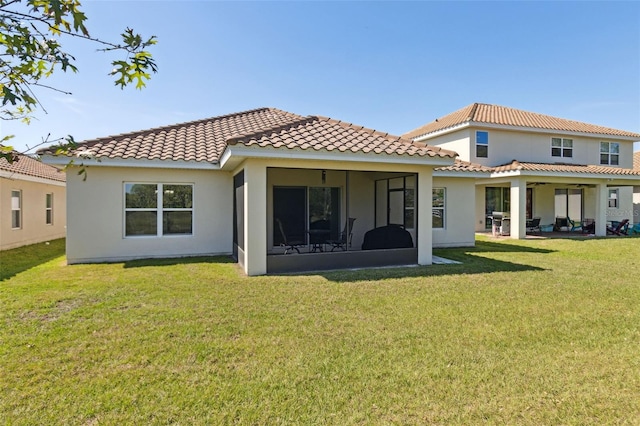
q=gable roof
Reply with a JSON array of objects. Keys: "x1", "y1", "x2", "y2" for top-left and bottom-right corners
[
  {"x1": 0, "y1": 149, "x2": 66, "y2": 182},
  {"x1": 404, "y1": 103, "x2": 640, "y2": 140},
  {"x1": 39, "y1": 108, "x2": 456, "y2": 164},
  {"x1": 634, "y1": 151, "x2": 640, "y2": 170}
]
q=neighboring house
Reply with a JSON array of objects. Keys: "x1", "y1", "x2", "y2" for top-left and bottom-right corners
[
  {"x1": 1, "y1": 150, "x2": 66, "y2": 250},
  {"x1": 634, "y1": 151, "x2": 640, "y2": 224},
  {"x1": 40, "y1": 108, "x2": 460, "y2": 275},
  {"x1": 405, "y1": 103, "x2": 640, "y2": 238}
]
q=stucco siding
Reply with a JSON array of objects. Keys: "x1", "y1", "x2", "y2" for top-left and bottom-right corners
[
  {"x1": 433, "y1": 177, "x2": 476, "y2": 247},
  {"x1": 437, "y1": 127, "x2": 636, "y2": 168},
  {"x1": 418, "y1": 129, "x2": 470, "y2": 160},
  {"x1": 1, "y1": 176, "x2": 66, "y2": 250},
  {"x1": 65, "y1": 166, "x2": 232, "y2": 263}
]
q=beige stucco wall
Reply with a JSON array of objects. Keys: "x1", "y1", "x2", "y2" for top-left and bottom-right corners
[
  {"x1": 65, "y1": 166, "x2": 232, "y2": 263},
  {"x1": 1, "y1": 175, "x2": 66, "y2": 250},
  {"x1": 426, "y1": 127, "x2": 636, "y2": 169},
  {"x1": 432, "y1": 177, "x2": 476, "y2": 247}
]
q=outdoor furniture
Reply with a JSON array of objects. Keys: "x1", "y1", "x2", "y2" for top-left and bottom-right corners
[
  {"x1": 275, "y1": 218, "x2": 304, "y2": 254},
  {"x1": 569, "y1": 217, "x2": 583, "y2": 232},
  {"x1": 361, "y1": 224, "x2": 413, "y2": 250},
  {"x1": 607, "y1": 219, "x2": 629, "y2": 236},
  {"x1": 631, "y1": 223, "x2": 640, "y2": 235},
  {"x1": 525, "y1": 217, "x2": 541, "y2": 234},
  {"x1": 308, "y1": 219, "x2": 331, "y2": 252},
  {"x1": 581, "y1": 218, "x2": 595, "y2": 234},
  {"x1": 327, "y1": 218, "x2": 356, "y2": 251},
  {"x1": 554, "y1": 217, "x2": 570, "y2": 232}
]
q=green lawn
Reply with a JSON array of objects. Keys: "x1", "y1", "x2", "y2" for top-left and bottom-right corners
[{"x1": 1, "y1": 237, "x2": 639, "y2": 425}]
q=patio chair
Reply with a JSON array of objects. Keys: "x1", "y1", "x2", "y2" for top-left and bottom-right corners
[
  {"x1": 631, "y1": 223, "x2": 640, "y2": 235},
  {"x1": 607, "y1": 219, "x2": 629, "y2": 236},
  {"x1": 327, "y1": 218, "x2": 356, "y2": 251},
  {"x1": 553, "y1": 217, "x2": 572, "y2": 232},
  {"x1": 581, "y1": 218, "x2": 595, "y2": 234},
  {"x1": 526, "y1": 217, "x2": 541, "y2": 234},
  {"x1": 275, "y1": 218, "x2": 304, "y2": 254}
]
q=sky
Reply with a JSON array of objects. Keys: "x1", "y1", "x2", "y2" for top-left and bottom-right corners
[{"x1": 3, "y1": 1, "x2": 640, "y2": 154}]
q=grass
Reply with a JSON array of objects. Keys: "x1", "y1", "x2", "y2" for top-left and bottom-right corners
[{"x1": 1, "y1": 236, "x2": 640, "y2": 424}]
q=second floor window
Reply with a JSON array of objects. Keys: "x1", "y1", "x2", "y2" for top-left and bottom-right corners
[
  {"x1": 551, "y1": 138, "x2": 573, "y2": 158},
  {"x1": 600, "y1": 142, "x2": 619, "y2": 165},
  {"x1": 476, "y1": 131, "x2": 488, "y2": 158}
]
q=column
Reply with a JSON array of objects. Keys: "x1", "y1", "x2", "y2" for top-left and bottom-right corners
[
  {"x1": 595, "y1": 182, "x2": 608, "y2": 237},
  {"x1": 510, "y1": 178, "x2": 527, "y2": 239},
  {"x1": 244, "y1": 160, "x2": 268, "y2": 275},
  {"x1": 417, "y1": 167, "x2": 433, "y2": 265}
]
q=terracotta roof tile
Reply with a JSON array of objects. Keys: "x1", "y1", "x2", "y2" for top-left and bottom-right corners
[
  {"x1": 435, "y1": 159, "x2": 493, "y2": 173},
  {"x1": 404, "y1": 103, "x2": 640, "y2": 140},
  {"x1": 0, "y1": 149, "x2": 66, "y2": 182},
  {"x1": 634, "y1": 151, "x2": 640, "y2": 170},
  {"x1": 41, "y1": 108, "x2": 456, "y2": 163},
  {"x1": 492, "y1": 160, "x2": 640, "y2": 176}
]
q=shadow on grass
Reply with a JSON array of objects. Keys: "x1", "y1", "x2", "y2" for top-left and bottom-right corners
[
  {"x1": 123, "y1": 255, "x2": 235, "y2": 269},
  {"x1": 0, "y1": 239, "x2": 66, "y2": 281},
  {"x1": 314, "y1": 253, "x2": 548, "y2": 283}
]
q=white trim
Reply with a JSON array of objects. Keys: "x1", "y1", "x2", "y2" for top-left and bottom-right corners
[
  {"x1": 220, "y1": 145, "x2": 456, "y2": 169},
  {"x1": 0, "y1": 170, "x2": 66, "y2": 186},
  {"x1": 489, "y1": 169, "x2": 640, "y2": 181},
  {"x1": 40, "y1": 155, "x2": 220, "y2": 170}
]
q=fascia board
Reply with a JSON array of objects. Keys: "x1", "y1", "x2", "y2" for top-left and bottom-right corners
[
  {"x1": 411, "y1": 123, "x2": 470, "y2": 142},
  {"x1": 0, "y1": 170, "x2": 66, "y2": 186},
  {"x1": 220, "y1": 145, "x2": 456, "y2": 169},
  {"x1": 433, "y1": 170, "x2": 491, "y2": 179},
  {"x1": 489, "y1": 169, "x2": 640, "y2": 182},
  {"x1": 39, "y1": 155, "x2": 220, "y2": 170}
]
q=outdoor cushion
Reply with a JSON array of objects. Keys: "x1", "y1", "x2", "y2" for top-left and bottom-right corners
[{"x1": 361, "y1": 225, "x2": 413, "y2": 250}]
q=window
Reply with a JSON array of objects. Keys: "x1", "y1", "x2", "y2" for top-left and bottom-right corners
[
  {"x1": 432, "y1": 188, "x2": 445, "y2": 229},
  {"x1": 600, "y1": 142, "x2": 619, "y2": 165},
  {"x1": 551, "y1": 137, "x2": 573, "y2": 158},
  {"x1": 46, "y1": 193, "x2": 53, "y2": 225},
  {"x1": 608, "y1": 189, "x2": 618, "y2": 208},
  {"x1": 476, "y1": 131, "x2": 489, "y2": 158},
  {"x1": 11, "y1": 190, "x2": 21, "y2": 229},
  {"x1": 125, "y1": 183, "x2": 193, "y2": 237}
]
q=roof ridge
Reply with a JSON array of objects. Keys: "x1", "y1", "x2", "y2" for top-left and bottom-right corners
[
  {"x1": 226, "y1": 115, "x2": 319, "y2": 145},
  {"x1": 38, "y1": 107, "x2": 281, "y2": 153}
]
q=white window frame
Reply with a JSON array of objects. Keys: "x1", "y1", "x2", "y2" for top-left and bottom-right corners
[
  {"x1": 432, "y1": 188, "x2": 446, "y2": 229},
  {"x1": 45, "y1": 193, "x2": 53, "y2": 225},
  {"x1": 11, "y1": 190, "x2": 22, "y2": 229},
  {"x1": 551, "y1": 137, "x2": 573, "y2": 158},
  {"x1": 608, "y1": 189, "x2": 619, "y2": 208},
  {"x1": 476, "y1": 131, "x2": 489, "y2": 158},
  {"x1": 600, "y1": 142, "x2": 620, "y2": 166},
  {"x1": 124, "y1": 182, "x2": 194, "y2": 238}
]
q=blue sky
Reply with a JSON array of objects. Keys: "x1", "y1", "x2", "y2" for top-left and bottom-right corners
[{"x1": 4, "y1": 1, "x2": 640, "y2": 153}]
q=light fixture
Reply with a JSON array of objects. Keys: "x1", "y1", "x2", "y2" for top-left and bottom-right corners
[{"x1": 321, "y1": 170, "x2": 326, "y2": 184}]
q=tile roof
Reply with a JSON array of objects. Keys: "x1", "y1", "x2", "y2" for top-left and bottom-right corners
[
  {"x1": 404, "y1": 103, "x2": 640, "y2": 140},
  {"x1": 39, "y1": 108, "x2": 456, "y2": 163},
  {"x1": 634, "y1": 151, "x2": 640, "y2": 170},
  {"x1": 492, "y1": 160, "x2": 640, "y2": 176},
  {"x1": 0, "y1": 149, "x2": 66, "y2": 182},
  {"x1": 435, "y1": 159, "x2": 493, "y2": 173}
]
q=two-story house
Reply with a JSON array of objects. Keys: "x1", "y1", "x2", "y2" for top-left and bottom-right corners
[{"x1": 405, "y1": 103, "x2": 640, "y2": 239}]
